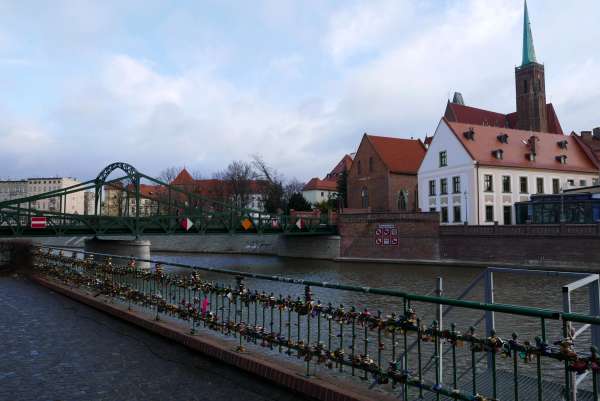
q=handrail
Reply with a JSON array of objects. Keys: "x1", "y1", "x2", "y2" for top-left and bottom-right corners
[{"x1": 46, "y1": 246, "x2": 564, "y2": 320}]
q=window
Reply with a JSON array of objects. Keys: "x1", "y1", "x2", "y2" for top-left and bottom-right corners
[
  {"x1": 484, "y1": 175, "x2": 493, "y2": 192},
  {"x1": 441, "y1": 207, "x2": 448, "y2": 223},
  {"x1": 580, "y1": 179, "x2": 587, "y2": 187},
  {"x1": 502, "y1": 176, "x2": 511, "y2": 193},
  {"x1": 361, "y1": 187, "x2": 369, "y2": 208},
  {"x1": 485, "y1": 205, "x2": 494, "y2": 222},
  {"x1": 369, "y1": 157, "x2": 373, "y2": 172},
  {"x1": 398, "y1": 190, "x2": 408, "y2": 210},
  {"x1": 503, "y1": 206, "x2": 512, "y2": 225},
  {"x1": 429, "y1": 180, "x2": 436, "y2": 196},
  {"x1": 439, "y1": 151, "x2": 447, "y2": 167},
  {"x1": 536, "y1": 177, "x2": 544, "y2": 194},
  {"x1": 593, "y1": 178, "x2": 599, "y2": 186},
  {"x1": 452, "y1": 176, "x2": 461, "y2": 193},
  {"x1": 567, "y1": 179, "x2": 575, "y2": 186},
  {"x1": 429, "y1": 207, "x2": 436, "y2": 212},
  {"x1": 453, "y1": 205, "x2": 461, "y2": 223},
  {"x1": 523, "y1": 79, "x2": 528, "y2": 94},
  {"x1": 552, "y1": 178, "x2": 560, "y2": 194},
  {"x1": 321, "y1": 192, "x2": 324, "y2": 197},
  {"x1": 440, "y1": 178, "x2": 448, "y2": 195},
  {"x1": 357, "y1": 161, "x2": 362, "y2": 175}
]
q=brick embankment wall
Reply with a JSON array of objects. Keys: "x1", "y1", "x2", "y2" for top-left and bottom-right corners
[
  {"x1": 31, "y1": 275, "x2": 395, "y2": 401},
  {"x1": 338, "y1": 212, "x2": 439, "y2": 260},
  {"x1": 338, "y1": 213, "x2": 600, "y2": 271},
  {"x1": 439, "y1": 224, "x2": 600, "y2": 270}
]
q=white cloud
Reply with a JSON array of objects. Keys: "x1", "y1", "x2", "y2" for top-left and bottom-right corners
[{"x1": 43, "y1": 54, "x2": 335, "y2": 180}]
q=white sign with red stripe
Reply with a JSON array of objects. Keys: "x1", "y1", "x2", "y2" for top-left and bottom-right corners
[{"x1": 31, "y1": 216, "x2": 47, "y2": 229}]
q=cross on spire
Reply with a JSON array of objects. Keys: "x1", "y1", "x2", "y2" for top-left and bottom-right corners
[{"x1": 522, "y1": 0, "x2": 538, "y2": 66}]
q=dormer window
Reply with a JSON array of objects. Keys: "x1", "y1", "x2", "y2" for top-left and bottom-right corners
[
  {"x1": 492, "y1": 149, "x2": 504, "y2": 160},
  {"x1": 463, "y1": 128, "x2": 475, "y2": 140},
  {"x1": 557, "y1": 140, "x2": 568, "y2": 149},
  {"x1": 556, "y1": 155, "x2": 567, "y2": 164},
  {"x1": 497, "y1": 133, "x2": 509, "y2": 144}
]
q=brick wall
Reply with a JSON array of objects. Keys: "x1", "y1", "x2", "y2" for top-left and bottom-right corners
[
  {"x1": 439, "y1": 224, "x2": 600, "y2": 269},
  {"x1": 339, "y1": 213, "x2": 600, "y2": 270},
  {"x1": 387, "y1": 173, "x2": 419, "y2": 211},
  {"x1": 338, "y1": 212, "x2": 439, "y2": 260}
]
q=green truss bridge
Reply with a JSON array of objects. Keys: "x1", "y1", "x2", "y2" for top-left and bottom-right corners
[{"x1": 0, "y1": 162, "x2": 335, "y2": 237}]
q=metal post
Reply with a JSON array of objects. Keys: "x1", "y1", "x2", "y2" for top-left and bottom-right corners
[
  {"x1": 563, "y1": 286, "x2": 577, "y2": 401},
  {"x1": 484, "y1": 270, "x2": 495, "y2": 370},
  {"x1": 436, "y1": 277, "x2": 443, "y2": 383},
  {"x1": 589, "y1": 279, "x2": 600, "y2": 342}
]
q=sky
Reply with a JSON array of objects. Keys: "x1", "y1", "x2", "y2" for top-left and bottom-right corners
[{"x1": 1, "y1": 0, "x2": 599, "y2": 182}]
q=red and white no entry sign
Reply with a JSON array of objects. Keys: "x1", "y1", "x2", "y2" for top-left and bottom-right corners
[{"x1": 31, "y1": 216, "x2": 47, "y2": 229}]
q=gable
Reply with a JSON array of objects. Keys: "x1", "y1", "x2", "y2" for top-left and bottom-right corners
[{"x1": 418, "y1": 119, "x2": 473, "y2": 174}]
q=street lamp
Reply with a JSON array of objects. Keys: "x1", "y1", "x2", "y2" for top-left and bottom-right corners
[{"x1": 463, "y1": 190, "x2": 468, "y2": 224}]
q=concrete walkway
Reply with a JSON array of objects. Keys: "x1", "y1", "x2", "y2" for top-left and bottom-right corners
[{"x1": 0, "y1": 275, "x2": 308, "y2": 401}]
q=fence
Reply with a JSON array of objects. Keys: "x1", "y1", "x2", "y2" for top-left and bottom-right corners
[{"x1": 32, "y1": 246, "x2": 600, "y2": 401}]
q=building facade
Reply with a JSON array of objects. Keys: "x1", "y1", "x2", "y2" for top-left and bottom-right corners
[
  {"x1": 0, "y1": 180, "x2": 27, "y2": 202},
  {"x1": 26, "y1": 177, "x2": 85, "y2": 214},
  {"x1": 418, "y1": 119, "x2": 599, "y2": 225},
  {"x1": 347, "y1": 134, "x2": 426, "y2": 211}
]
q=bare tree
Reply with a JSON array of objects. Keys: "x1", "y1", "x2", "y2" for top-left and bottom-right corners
[
  {"x1": 214, "y1": 161, "x2": 257, "y2": 209},
  {"x1": 251, "y1": 155, "x2": 284, "y2": 213},
  {"x1": 158, "y1": 166, "x2": 182, "y2": 184},
  {"x1": 284, "y1": 178, "x2": 305, "y2": 203}
]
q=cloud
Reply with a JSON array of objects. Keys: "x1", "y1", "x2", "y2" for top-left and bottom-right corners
[
  {"x1": 1, "y1": 0, "x2": 600, "y2": 184},
  {"x1": 41, "y1": 54, "x2": 335, "y2": 181}
]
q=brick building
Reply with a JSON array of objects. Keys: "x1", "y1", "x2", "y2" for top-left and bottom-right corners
[{"x1": 347, "y1": 134, "x2": 426, "y2": 211}]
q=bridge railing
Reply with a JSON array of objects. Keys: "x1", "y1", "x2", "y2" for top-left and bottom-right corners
[{"x1": 32, "y1": 246, "x2": 600, "y2": 401}]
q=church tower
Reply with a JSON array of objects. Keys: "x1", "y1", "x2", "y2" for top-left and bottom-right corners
[{"x1": 515, "y1": 1, "x2": 548, "y2": 132}]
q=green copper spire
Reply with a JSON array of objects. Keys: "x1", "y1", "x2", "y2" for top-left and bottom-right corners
[{"x1": 522, "y1": 0, "x2": 537, "y2": 66}]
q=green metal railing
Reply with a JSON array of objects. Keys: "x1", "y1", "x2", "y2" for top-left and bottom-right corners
[{"x1": 33, "y1": 246, "x2": 600, "y2": 401}]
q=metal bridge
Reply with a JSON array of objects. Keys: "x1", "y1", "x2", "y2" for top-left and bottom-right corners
[{"x1": 0, "y1": 162, "x2": 335, "y2": 237}]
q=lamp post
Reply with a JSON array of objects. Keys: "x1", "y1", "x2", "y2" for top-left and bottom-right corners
[{"x1": 463, "y1": 190, "x2": 468, "y2": 224}]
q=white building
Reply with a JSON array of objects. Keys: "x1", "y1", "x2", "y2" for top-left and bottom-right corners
[
  {"x1": 302, "y1": 178, "x2": 338, "y2": 205},
  {"x1": 27, "y1": 177, "x2": 85, "y2": 215},
  {"x1": 418, "y1": 119, "x2": 599, "y2": 225},
  {"x1": 0, "y1": 180, "x2": 27, "y2": 202}
]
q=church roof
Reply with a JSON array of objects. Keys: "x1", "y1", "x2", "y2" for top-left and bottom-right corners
[
  {"x1": 444, "y1": 119, "x2": 597, "y2": 173},
  {"x1": 365, "y1": 135, "x2": 426, "y2": 174},
  {"x1": 522, "y1": 0, "x2": 538, "y2": 66},
  {"x1": 445, "y1": 102, "x2": 564, "y2": 135}
]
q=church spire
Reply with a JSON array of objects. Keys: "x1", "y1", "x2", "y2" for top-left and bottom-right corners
[{"x1": 522, "y1": 0, "x2": 538, "y2": 66}]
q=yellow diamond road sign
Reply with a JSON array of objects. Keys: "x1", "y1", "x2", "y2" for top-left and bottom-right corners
[{"x1": 241, "y1": 218, "x2": 253, "y2": 230}]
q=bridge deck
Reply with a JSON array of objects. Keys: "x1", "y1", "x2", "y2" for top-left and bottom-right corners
[{"x1": 0, "y1": 275, "x2": 307, "y2": 401}]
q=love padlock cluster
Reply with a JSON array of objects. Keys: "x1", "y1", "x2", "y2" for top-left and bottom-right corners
[{"x1": 33, "y1": 248, "x2": 600, "y2": 401}]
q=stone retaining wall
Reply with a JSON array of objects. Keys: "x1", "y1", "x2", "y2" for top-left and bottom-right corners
[{"x1": 31, "y1": 234, "x2": 341, "y2": 260}]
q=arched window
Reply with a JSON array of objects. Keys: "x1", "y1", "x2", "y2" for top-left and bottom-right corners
[
  {"x1": 361, "y1": 187, "x2": 369, "y2": 208},
  {"x1": 398, "y1": 190, "x2": 408, "y2": 210}
]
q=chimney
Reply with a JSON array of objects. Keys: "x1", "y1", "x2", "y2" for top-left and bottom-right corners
[
  {"x1": 593, "y1": 127, "x2": 600, "y2": 140},
  {"x1": 581, "y1": 130, "x2": 592, "y2": 138}
]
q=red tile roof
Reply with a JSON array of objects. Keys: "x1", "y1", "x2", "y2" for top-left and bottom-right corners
[
  {"x1": 445, "y1": 102, "x2": 564, "y2": 135},
  {"x1": 365, "y1": 135, "x2": 426, "y2": 174},
  {"x1": 325, "y1": 154, "x2": 353, "y2": 180},
  {"x1": 302, "y1": 178, "x2": 338, "y2": 191},
  {"x1": 171, "y1": 168, "x2": 194, "y2": 185},
  {"x1": 573, "y1": 133, "x2": 600, "y2": 169},
  {"x1": 445, "y1": 119, "x2": 598, "y2": 173}
]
